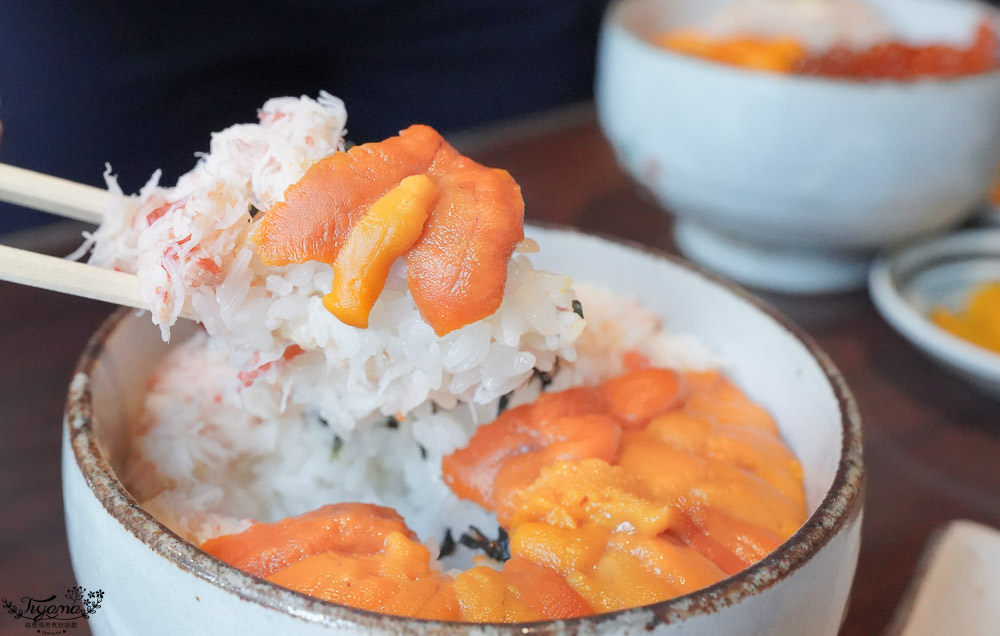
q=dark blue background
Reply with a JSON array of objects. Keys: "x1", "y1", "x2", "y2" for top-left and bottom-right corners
[{"x1": 0, "y1": 1, "x2": 609, "y2": 232}]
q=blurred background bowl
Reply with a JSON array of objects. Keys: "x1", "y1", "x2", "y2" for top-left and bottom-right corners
[
  {"x1": 63, "y1": 226, "x2": 863, "y2": 635},
  {"x1": 595, "y1": 0, "x2": 1000, "y2": 293}
]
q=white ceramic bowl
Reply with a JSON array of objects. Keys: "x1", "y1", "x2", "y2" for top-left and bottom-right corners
[
  {"x1": 596, "y1": 0, "x2": 1000, "y2": 293},
  {"x1": 869, "y1": 228, "x2": 1000, "y2": 398},
  {"x1": 63, "y1": 225, "x2": 863, "y2": 635}
]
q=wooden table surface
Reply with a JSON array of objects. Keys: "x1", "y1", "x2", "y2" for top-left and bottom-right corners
[{"x1": 1, "y1": 106, "x2": 998, "y2": 636}]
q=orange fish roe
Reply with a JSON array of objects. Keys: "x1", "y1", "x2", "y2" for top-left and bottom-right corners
[
  {"x1": 654, "y1": 19, "x2": 999, "y2": 80},
  {"x1": 204, "y1": 366, "x2": 806, "y2": 622},
  {"x1": 797, "y1": 20, "x2": 998, "y2": 80}
]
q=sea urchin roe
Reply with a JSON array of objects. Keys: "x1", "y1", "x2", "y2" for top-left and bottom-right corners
[
  {"x1": 323, "y1": 174, "x2": 437, "y2": 328},
  {"x1": 202, "y1": 366, "x2": 805, "y2": 622},
  {"x1": 202, "y1": 503, "x2": 461, "y2": 620},
  {"x1": 440, "y1": 385, "x2": 623, "y2": 515},
  {"x1": 444, "y1": 367, "x2": 806, "y2": 616},
  {"x1": 654, "y1": 30, "x2": 807, "y2": 73},
  {"x1": 266, "y1": 531, "x2": 460, "y2": 621},
  {"x1": 249, "y1": 124, "x2": 524, "y2": 336},
  {"x1": 452, "y1": 556, "x2": 592, "y2": 622},
  {"x1": 931, "y1": 281, "x2": 1000, "y2": 354},
  {"x1": 199, "y1": 502, "x2": 416, "y2": 577},
  {"x1": 405, "y1": 163, "x2": 525, "y2": 337},
  {"x1": 249, "y1": 124, "x2": 442, "y2": 268}
]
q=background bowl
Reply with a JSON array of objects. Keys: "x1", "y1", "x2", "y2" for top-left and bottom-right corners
[
  {"x1": 63, "y1": 225, "x2": 863, "y2": 635},
  {"x1": 595, "y1": 0, "x2": 1000, "y2": 293}
]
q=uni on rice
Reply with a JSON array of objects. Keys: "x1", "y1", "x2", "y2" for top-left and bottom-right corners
[{"x1": 83, "y1": 93, "x2": 805, "y2": 622}]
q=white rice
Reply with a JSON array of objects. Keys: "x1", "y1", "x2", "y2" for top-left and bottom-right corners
[
  {"x1": 85, "y1": 93, "x2": 721, "y2": 564},
  {"x1": 121, "y1": 282, "x2": 719, "y2": 561}
]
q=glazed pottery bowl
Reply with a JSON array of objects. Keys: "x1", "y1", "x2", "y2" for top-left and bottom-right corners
[
  {"x1": 596, "y1": 0, "x2": 1000, "y2": 293},
  {"x1": 63, "y1": 225, "x2": 863, "y2": 635}
]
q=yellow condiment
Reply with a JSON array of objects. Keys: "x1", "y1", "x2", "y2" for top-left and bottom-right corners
[{"x1": 931, "y1": 282, "x2": 1000, "y2": 354}]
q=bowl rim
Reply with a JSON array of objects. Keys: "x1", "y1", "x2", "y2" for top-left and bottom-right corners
[
  {"x1": 869, "y1": 227, "x2": 1000, "y2": 384},
  {"x1": 601, "y1": 0, "x2": 1000, "y2": 89},
  {"x1": 65, "y1": 224, "x2": 864, "y2": 633}
]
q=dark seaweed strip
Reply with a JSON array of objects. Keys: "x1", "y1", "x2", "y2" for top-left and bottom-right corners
[
  {"x1": 385, "y1": 415, "x2": 399, "y2": 429},
  {"x1": 531, "y1": 358, "x2": 560, "y2": 391},
  {"x1": 534, "y1": 368, "x2": 554, "y2": 388},
  {"x1": 496, "y1": 391, "x2": 513, "y2": 416},
  {"x1": 459, "y1": 526, "x2": 510, "y2": 562},
  {"x1": 331, "y1": 435, "x2": 344, "y2": 458},
  {"x1": 248, "y1": 203, "x2": 262, "y2": 220},
  {"x1": 498, "y1": 359, "x2": 561, "y2": 417},
  {"x1": 438, "y1": 529, "x2": 457, "y2": 558},
  {"x1": 572, "y1": 299, "x2": 584, "y2": 318},
  {"x1": 419, "y1": 444, "x2": 427, "y2": 460}
]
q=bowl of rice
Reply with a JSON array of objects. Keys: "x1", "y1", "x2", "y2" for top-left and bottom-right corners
[
  {"x1": 595, "y1": 0, "x2": 1000, "y2": 294},
  {"x1": 62, "y1": 94, "x2": 863, "y2": 634}
]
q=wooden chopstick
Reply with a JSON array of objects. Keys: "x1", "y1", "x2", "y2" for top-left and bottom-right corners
[
  {"x1": 0, "y1": 163, "x2": 108, "y2": 224},
  {"x1": 0, "y1": 164, "x2": 200, "y2": 319},
  {"x1": 0, "y1": 244, "x2": 195, "y2": 320}
]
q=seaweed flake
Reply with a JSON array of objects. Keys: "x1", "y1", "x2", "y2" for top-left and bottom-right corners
[
  {"x1": 572, "y1": 299, "x2": 584, "y2": 319},
  {"x1": 331, "y1": 435, "x2": 344, "y2": 458},
  {"x1": 438, "y1": 529, "x2": 457, "y2": 558},
  {"x1": 419, "y1": 444, "x2": 428, "y2": 460},
  {"x1": 535, "y1": 369, "x2": 553, "y2": 391},
  {"x1": 385, "y1": 415, "x2": 400, "y2": 429},
  {"x1": 532, "y1": 361, "x2": 559, "y2": 390},
  {"x1": 247, "y1": 203, "x2": 262, "y2": 220},
  {"x1": 496, "y1": 391, "x2": 513, "y2": 416},
  {"x1": 459, "y1": 526, "x2": 510, "y2": 562}
]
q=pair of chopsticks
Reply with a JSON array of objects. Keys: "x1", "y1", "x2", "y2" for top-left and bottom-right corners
[{"x1": 0, "y1": 163, "x2": 194, "y2": 318}]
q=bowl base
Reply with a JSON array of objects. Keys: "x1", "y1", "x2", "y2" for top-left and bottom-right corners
[{"x1": 675, "y1": 220, "x2": 872, "y2": 294}]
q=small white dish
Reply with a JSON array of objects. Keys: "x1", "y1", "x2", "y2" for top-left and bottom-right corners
[
  {"x1": 869, "y1": 228, "x2": 1000, "y2": 398},
  {"x1": 886, "y1": 520, "x2": 1000, "y2": 636}
]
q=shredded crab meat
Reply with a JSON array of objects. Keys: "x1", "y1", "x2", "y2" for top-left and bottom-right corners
[{"x1": 88, "y1": 93, "x2": 348, "y2": 339}]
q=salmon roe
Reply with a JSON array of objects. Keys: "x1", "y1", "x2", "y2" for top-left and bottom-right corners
[
  {"x1": 655, "y1": 19, "x2": 999, "y2": 81},
  {"x1": 796, "y1": 20, "x2": 998, "y2": 80}
]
